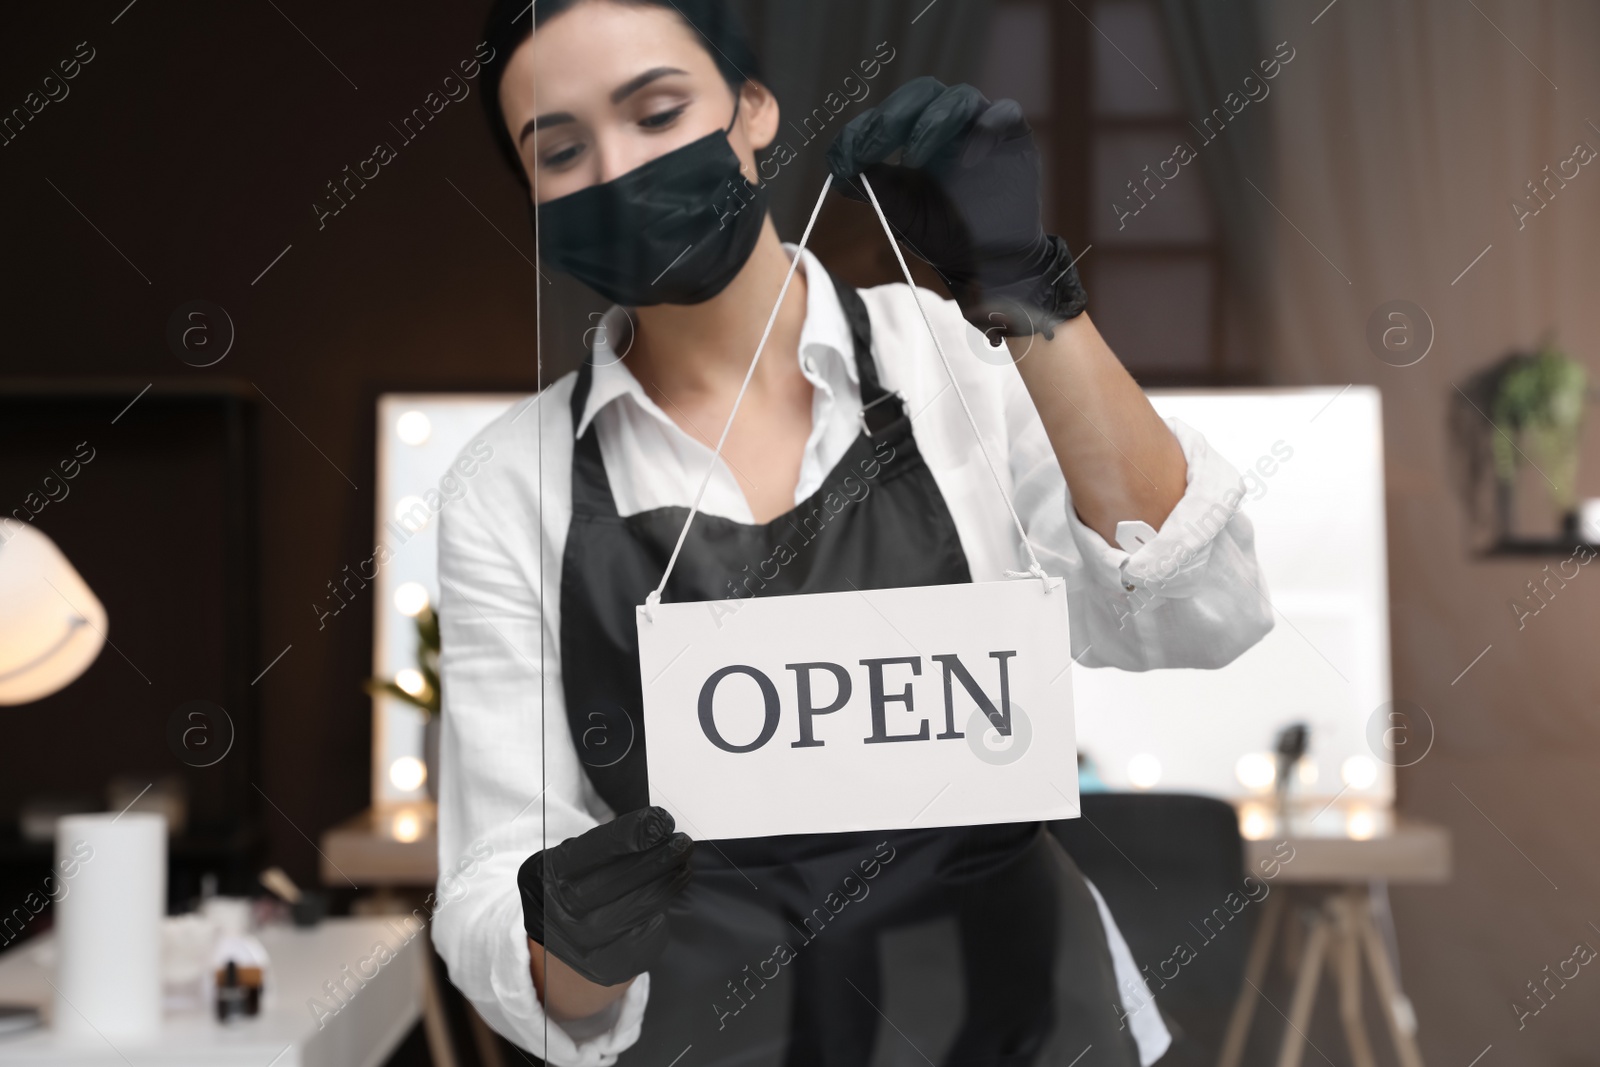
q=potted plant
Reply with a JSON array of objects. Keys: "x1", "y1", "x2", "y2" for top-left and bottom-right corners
[
  {"x1": 365, "y1": 606, "x2": 441, "y2": 799},
  {"x1": 1486, "y1": 342, "x2": 1587, "y2": 539}
]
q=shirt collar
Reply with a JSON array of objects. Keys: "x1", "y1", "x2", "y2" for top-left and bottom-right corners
[{"x1": 574, "y1": 244, "x2": 858, "y2": 439}]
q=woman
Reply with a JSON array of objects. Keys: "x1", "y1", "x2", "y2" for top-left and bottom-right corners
[{"x1": 432, "y1": 0, "x2": 1274, "y2": 1063}]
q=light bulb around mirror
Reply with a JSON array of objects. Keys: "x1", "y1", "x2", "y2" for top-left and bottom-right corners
[
  {"x1": 395, "y1": 668, "x2": 426, "y2": 697},
  {"x1": 1239, "y1": 803, "x2": 1273, "y2": 841},
  {"x1": 396, "y1": 411, "x2": 432, "y2": 445},
  {"x1": 394, "y1": 496, "x2": 429, "y2": 530},
  {"x1": 1235, "y1": 752, "x2": 1277, "y2": 792},
  {"x1": 1126, "y1": 753, "x2": 1162, "y2": 790},
  {"x1": 1341, "y1": 755, "x2": 1379, "y2": 790},
  {"x1": 394, "y1": 582, "x2": 430, "y2": 617},
  {"x1": 389, "y1": 756, "x2": 427, "y2": 792},
  {"x1": 393, "y1": 811, "x2": 422, "y2": 843},
  {"x1": 1346, "y1": 806, "x2": 1377, "y2": 840}
]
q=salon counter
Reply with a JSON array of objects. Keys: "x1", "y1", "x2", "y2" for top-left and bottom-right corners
[{"x1": 0, "y1": 917, "x2": 423, "y2": 1067}]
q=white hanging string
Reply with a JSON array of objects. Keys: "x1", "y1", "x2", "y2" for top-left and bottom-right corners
[
  {"x1": 643, "y1": 170, "x2": 1055, "y2": 623},
  {"x1": 643, "y1": 172, "x2": 834, "y2": 621},
  {"x1": 856, "y1": 174, "x2": 1052, "y2": 588}
]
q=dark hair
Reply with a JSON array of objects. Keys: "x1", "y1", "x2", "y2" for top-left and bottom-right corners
[{"x1": 480, "y1": 0, "x2": 763, "y2": 188}]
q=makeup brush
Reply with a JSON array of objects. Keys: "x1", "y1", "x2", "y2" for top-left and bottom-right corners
[{"x1": 258, "y1": 867, "x2": 302, "y2": 905}]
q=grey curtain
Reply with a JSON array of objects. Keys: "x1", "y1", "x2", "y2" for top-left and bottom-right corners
[
  {"x1": 1155, "y1": 0, "x2": 1275, "y2": 349},
  {"x1": 731, "y1": 0, "x2": 995, "y2": 237}
]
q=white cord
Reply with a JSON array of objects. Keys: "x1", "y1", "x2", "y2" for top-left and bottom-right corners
[
  {"x1": 643, "y1": 172, "x2": 834, "y2": 621},
  {"x1": 643, "y1": 170, "x2": 1057, "y2": 622},
  {"x1": 857, "y1": 175, "x2": 1052, "y2": 588}
]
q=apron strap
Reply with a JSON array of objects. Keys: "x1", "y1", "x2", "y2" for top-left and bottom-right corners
[{"x1": 825, "y1": 270, "x2": 889, "y2": 408}]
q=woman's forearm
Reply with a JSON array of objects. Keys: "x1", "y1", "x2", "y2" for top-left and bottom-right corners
[
  {"x1": 530, "y1": 938, "x2": 636, "y2": 1021},
  {"x1": 1005, "y1": 311, "x2": 1187, "y2": 543}
]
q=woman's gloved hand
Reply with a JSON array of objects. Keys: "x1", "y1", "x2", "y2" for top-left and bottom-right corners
[
  {"x1": 826, "y1": 76, "x2": 1087, "y2": 340},
  {"x1": 518, "y1": 806, "x2": 694, "y2": 987}
]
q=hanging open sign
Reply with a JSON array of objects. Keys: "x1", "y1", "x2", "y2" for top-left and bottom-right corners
[
  {"x1": 634, "y1": 173, "x2": 1080, "y2": 840},
  {"x1": 637, "y1": 578, "x2": 1079, "y2": 839}
]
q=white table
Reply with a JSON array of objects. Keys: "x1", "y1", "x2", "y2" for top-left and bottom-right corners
[{"x1": 0, "y1": 918, "x2": 422, "y2": 1067}]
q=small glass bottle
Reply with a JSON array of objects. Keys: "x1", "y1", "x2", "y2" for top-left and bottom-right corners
[{"x1": 203, "y1": 898, "x2": 269, "y2": 1022}]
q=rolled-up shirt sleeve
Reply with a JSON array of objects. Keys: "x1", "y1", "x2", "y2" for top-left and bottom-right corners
[
  {"x1": 431, "y1": 422, "x2": 651, "y2": 1066},
  {"x1": 1003, "y1": 368, "x2": 1274, "y2": 672}
]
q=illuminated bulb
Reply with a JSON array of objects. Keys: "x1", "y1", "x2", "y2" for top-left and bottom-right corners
[
  {"x1": 393, "y1": 811, "x2": 422, "y2": 843},
  {"x1": 1126, "y1": 753, "x2": 1162, "y2": 790},
  {"x1": 1235, "y1": 752, "x2": 1277, "y2": 792},
  {"x1": 1239, "y1": 803, "x2": 1272, "y2": 841},
  {"x1": 396, "y1": 411, "x2": 432, "y2": 446},
  {"x1": 394, "y1": 495, "x2": 429, "y2": 528},
  {"x1": 395, "y1": 668, "x2": 426, "y2": 697},
  {"x1": 1297, "y1": 760, "x2": 1320, "y2": 786},
  {"x1": 1341, "y1": 755, "x2": 1379, "y2": 790},
  {"x1": 394, "y1": 582, "x2": 430, "y2": 617},
  {"x1": 1346, "y1": 807, "x2": 1377, "y2": 840},
  {"x1": 389, "y1": 756, "x2": 427, "y2": 792}
]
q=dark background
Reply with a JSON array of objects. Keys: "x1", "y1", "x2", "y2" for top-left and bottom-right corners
[
  {"x1": 0, "y1": 388, "x2": 260, "y2": 909},
  {"x1": 0, "y1": 0, "x2": 549, "y2": 889}
]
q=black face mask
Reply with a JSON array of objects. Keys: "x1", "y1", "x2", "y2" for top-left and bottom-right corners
[{"x1": 536, "y1": 98, "x2": 770, "y2": 307}]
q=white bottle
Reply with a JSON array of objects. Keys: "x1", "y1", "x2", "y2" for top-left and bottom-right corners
[{"x1": 202, "y1": 898, "x2": 270, "y2": 1022}]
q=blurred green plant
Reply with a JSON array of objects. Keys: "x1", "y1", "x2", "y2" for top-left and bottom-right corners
[
  {"x1": 1489, "y1": 342, "x2": 1587, "y2": 513},
  {"x1": 364, "y1": 605, "x2": 439, "y2": 717}
]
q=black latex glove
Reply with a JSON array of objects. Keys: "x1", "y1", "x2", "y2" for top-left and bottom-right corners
[
  {"x1": 827, "y1": 76, "x2": 1087, "y2": 339},
  {"x1": 518, "y1": 806, "x2": 694, "y2": 987}
]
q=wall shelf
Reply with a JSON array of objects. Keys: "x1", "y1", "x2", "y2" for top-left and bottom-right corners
[{"x1": 1481, "y1": 538, "x2": 1596, "y2": 557}]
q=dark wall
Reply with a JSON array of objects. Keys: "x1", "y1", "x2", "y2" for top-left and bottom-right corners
[
  {"x1": 0, "y1": 1, "x2": 589, "y2": 888},
  {"x1": 0, "y1": 390, "x2": 252, "y2": 824}
]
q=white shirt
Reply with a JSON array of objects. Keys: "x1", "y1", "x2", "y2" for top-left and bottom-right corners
[{"x1": 431, "y1": 245, "x2": 1274, "y2": 1066}]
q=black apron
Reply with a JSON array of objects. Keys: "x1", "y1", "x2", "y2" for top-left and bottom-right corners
[{"x1": 554, "y1": 268, "x2": 1144, "y2": 1067}]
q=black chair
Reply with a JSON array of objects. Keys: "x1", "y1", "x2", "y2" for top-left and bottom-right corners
[{"x1": 1050, "y1": 793, "x2": 1253, "y2": 1067}]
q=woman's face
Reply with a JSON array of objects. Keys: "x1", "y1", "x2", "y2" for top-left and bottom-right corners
[{"x1": 500, "y1": 0, "x2": 779, "y2": 204}]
